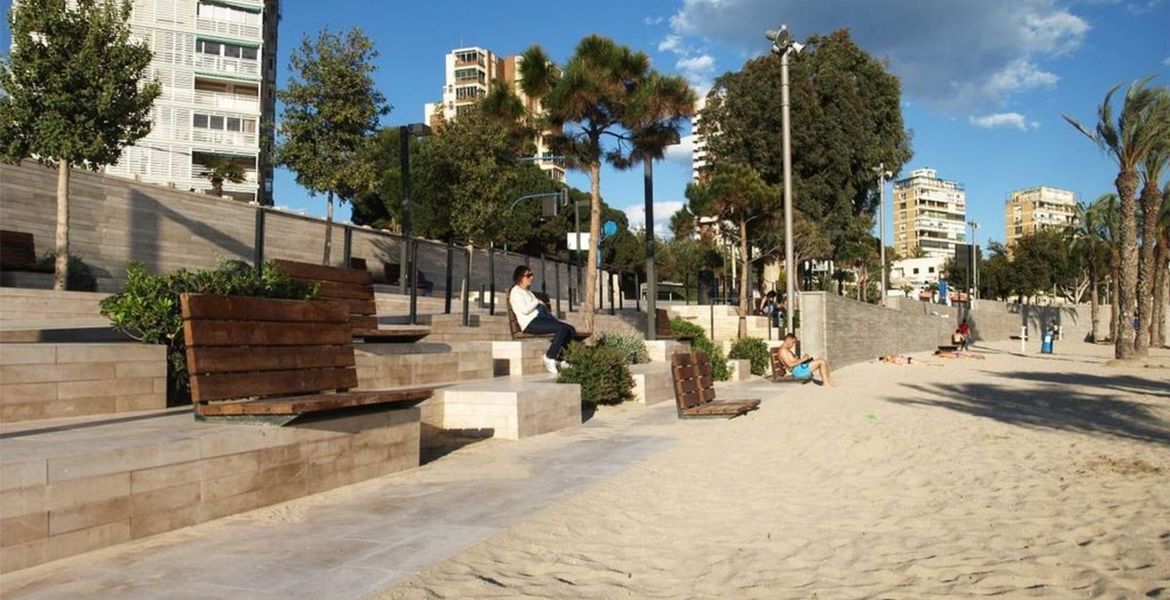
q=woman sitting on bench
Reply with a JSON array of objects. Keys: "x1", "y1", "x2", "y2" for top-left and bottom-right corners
[
  {"x1": 509, "y1": 265, "x2": 577, "y2": 374},
  {"x1": 777, "y1": 334, "x2": 835, "y2": 386}
]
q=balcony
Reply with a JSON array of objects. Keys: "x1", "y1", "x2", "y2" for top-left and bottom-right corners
[
  {"x1": 176, "y1": 89, "x2": 260, "y2": 113},
  {"x1": 192, "y1": 164, "x2": 259, "y2": 184},
  {"x1": 195, "y1": 54, "x2": 260, "y2": 79},
  {"x1": 196, "y1": 17, "x2": 261, "y2": 41},
  {"x1": 191, "y1": 129, "x2": 258, "y2": 148}
]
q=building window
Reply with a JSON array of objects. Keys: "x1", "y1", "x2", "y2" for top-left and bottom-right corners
[
  {"x1": 928, "y1": 267, "x2": 935, "y2": 273},
  {"x1": 196, "y1": 39, "x2": 258, "y2": 61},
  {"x1": 196, "y1": 2, "x2": 260, "y2": 25},
  {"x1": 193, "y1": 112, "x2": 256, "y2": 132},
  {"x1": 912, "y1": 268, "x2": 919, "y2": 275}
]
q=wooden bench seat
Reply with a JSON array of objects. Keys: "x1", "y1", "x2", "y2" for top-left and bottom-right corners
[
  {"x1": 181, "y1": 293, "x2": 432, "y2": 424},
  {"x1": 0, "y1": 230, "x2": 52, "y2": 272},
  {"x1": 671, "y1": 352, "x2": 760, "y2": 419},
  {"x1": 505, "y1": 285, "x2": 591, "y2": 341},
  {"x1": 770, "y1": 346, "x2": 813, "y2": 384},
  {"x1": 272, "y1": 259, "x2": 431, "y2": 342},
  {"x1": 655, "y1": 308, "x2": 694, "y2": 341}
]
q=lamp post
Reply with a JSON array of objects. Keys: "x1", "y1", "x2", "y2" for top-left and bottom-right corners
[
  {"x1": 644, "y1": 131, "x2": 681, "y2": 341},
  {"x1": 967, "y1": 220, "x2": 980, "y2": 300},
  {"x1": 766, "y1": 24, "x2": 803, "y2": 333},
  {"x1": 398, "y1": 123, "x2": 432, "y2": 298},
  {"x1": 873, "y1": 164, "x2": 893, "y2": 302}
]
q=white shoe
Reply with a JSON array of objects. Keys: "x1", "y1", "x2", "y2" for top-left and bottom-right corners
[
  {"x1": 557, "y1": 360, "x2": 568, "y2": 371},
  {"x1": 543, "y1": 357, "x2": 559, "y2": 374}
]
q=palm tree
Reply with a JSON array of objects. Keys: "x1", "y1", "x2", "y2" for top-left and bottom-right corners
[
  {"x1": 539, "y1": 35, "x2": 655, "y2": 334},
  {"x1": 199, "y1": 157, "x2": 247, "y2": 198},
  {"x1": 478, "y1": 81, "x2": 533, "y2": 153},
  {"x1": 1068, "y1": 201, "x2": 1110, "y2": 341},
  {"x1": 1135, "y1": 88, "x2": 1170, "y2": 354},
  {"x1": 1064, "y1": 78, "x2": 1168, "y2": 359},
  {"x1": 516, "y1": 45, "x2": 558, "y2": 119},
  {"x1": 1154, "y1": 183, "x2": 1170, "y2": 347}
]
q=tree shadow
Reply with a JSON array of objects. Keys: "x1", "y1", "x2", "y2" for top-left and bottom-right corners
[
  {"x1": 985, "y1": 370, "x2": 1170, "y2": 399},
  {"x1": 887, "y1": 378, "x2": 1170, "y2": 446}
]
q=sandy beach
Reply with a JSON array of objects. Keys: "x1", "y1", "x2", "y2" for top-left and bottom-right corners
[{"x1": 374, "y1": 340, "x2": 1170, "y2": 599}]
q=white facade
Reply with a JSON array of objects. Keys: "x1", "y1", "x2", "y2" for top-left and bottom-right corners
[
  {"x1": 890, "y1": 256, "x2": 947, "y2": 296},
  {"x1": 691, "y1": 95, "x2": 708, "y2": 181},
  {"x1": 893, "y1": 167, "x2": 967, "y2": 259},
  {"x1": 1004, "y1": 186, "x2": 1078, "y2": 248},
  {"x1": 104, "y1": 0, "x2": 279, "y2": 203}
]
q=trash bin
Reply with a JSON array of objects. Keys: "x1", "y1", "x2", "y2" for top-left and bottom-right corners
[{"x1": 1041, "y1": 327, "x2": 1054, "y2": 354}]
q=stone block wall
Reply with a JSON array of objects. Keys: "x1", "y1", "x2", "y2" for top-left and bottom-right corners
[{"x1": 800, "y1": 292, "x2": 954, "y2": 369}]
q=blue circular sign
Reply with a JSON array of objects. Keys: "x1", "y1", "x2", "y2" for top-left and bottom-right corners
[{"x1": 603, "y1": 221, "x2": 618, "y2": 237}]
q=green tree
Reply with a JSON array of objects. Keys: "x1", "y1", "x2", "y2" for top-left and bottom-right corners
[
  {"x1": 1068, "y1": 200, "x2": 1112, "y2": 341},
  {"x1": 979, "y1": 243, "x2": 1018, "y2": 301},
  {"x1": 276, "y1": 27, "x2": 388, "y2": 265},
  {"x1": 686, "y1": 162, "x2": 780, "y2": 333},
  {"x1": 700, "y1": 29, "x2": 912, "y2": 252},
  {"x1": 0, "y1": 0, "x2": 160, "y2": 290},
  {"x1": 1064, "y1": 78, "x2": 1169, "y2": 359},
  {"x1": 199, "y1": 157, "x2": 247, "y2": 198},
  {"x1": 669, "y1": 205, "x2": 696, "y2": 239}
]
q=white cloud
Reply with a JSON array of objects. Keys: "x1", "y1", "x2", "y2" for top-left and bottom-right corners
[
  {"x1": 644, "y1": 15, "x2": 666, "y2": 26},
  {"x1": 624, "y1": 201, "x2": 686, "y2": 237},
  {"x1": 664, "y1": 134, "x2": 696, "y2": 164},
  {"x1": 1163, "y1": 56, "x2": 1170, "y2": 66},
  {"x1": 969, "y1": 112, "x2": 1039, "y2": 131},
  {"x1": 676, "y1": 53, "x2": 716, "y2": 92},
  {"x1": 668, "y1": 0, "x2": 1090, "y2": 109},
  {"x1": 658, "y1": 34, "x2": 684, "y2": 54}
]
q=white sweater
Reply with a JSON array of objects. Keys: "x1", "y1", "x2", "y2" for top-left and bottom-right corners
[{"x1": 509, "y1": 285, "x2": 543, "y2": 331}]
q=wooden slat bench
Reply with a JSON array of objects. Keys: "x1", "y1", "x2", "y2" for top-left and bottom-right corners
[
  {"x1": 655, "y1": 308, "x2": 695, "y2": 341},
  {"x1": 272, "y1": 259, "x2": 430, "y2": 343},
  {"x1": 181, "y1": 293, "x2": 433, "y2": 424},
  {"x1": 504, "y1": 286, "x2": 591, "y2": 341},
  {"x1": 671, "y1": 352, "x2": 760, "y2": 419},
  {"x1": 769, "y1": 346, "x2": 813, "y2": 384},
  {"x1": 0, "y1": 230, "x2": 52, "y2": 272}
]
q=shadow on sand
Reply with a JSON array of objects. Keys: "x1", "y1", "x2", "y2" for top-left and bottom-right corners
[{"x1": 888, "y1": 368, "x2": 1170, "y2": 446}]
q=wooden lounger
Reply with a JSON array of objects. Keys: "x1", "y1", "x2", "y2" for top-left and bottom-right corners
[
  {"x1": 504, "y1": 286, "x2": 591, "y2": 341},
  {"x1": 769, "y1": 346, "x2": 812, "y2": 384},
  {"x1": 181, "y1": 293, "x2": 433, "y2": 425},
  {"x1": 671, "y1": 352, "x2": 760, "y2": 419},
  {"x1": 272, "y1": 259, "x2": 430, "y2": 342}
]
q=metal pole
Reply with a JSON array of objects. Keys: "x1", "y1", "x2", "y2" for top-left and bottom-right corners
[
  {"x1": 972, "y1": 222, "x2": 980, "y2": 300},
  {"x1": 574, "y1": 197, "x2": 582, "y2": 292},
  {"x1": 408, "y1": 240, "x2": 418, "y2": 324},
  {"x1": 462, "y1": 247, "x2": 471, "y2": 326},
  {"x1": 444, "y1": 241, "x2": 454, "y2": 314},
  {"x1": 781, "y1": 48, "x2": 795, "y2": 333},
  {"x1": 488, "y1": 241, "x2": 496, "y2": 316},
  {"x1": 635, "y1": 271, "x2": 641, "y2": 313},
  {"x1": 399, "y1": 126, "x2": 412, "y2": 295},
  {"x1": 342, "y1": 226, "x2": 352, "y2": 266},
  {"x1": 554, "y1": 260, "x2": 562, "y2": 316},
  {"x1": 609, "y1": 271, "x2": 615, "y2": 315},
  {"x1": 644, "y1": 158, "x2": 658, "y2": 340},
  {"x1": 878, "y1": 165, "x2": 886, "y2": 303},
  {"x1": 540, "y1": 253, "x2": 547, "y2": 294},
  {"x1": 253, "y1": 207, "x2": 265, "y2": 274}
]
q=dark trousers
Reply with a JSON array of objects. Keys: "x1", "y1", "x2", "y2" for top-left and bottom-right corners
[{"x1": 524, "y1": 311, "x2": 576, "y2": 360}]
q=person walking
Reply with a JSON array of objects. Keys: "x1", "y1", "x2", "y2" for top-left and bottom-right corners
[{"x1": 509, "y1": 265, "x2": 576, "y2": 374}]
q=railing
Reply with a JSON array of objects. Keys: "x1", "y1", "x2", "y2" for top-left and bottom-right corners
[
  {"x1": 177, "y1": 90, "x2": 260, "y2": 113},
  {"x1": 194, "y1": 54, "x2": 260, "y2": 78},
  {"x1": 191, "y1": 129, "x2": 259, "y2": 147},
  {"x1": 195, "y1": 17, "x2": 261, "y2": 40},
  {"x1": 192, "y1": 164, "x2": 258, "y2": 184}
]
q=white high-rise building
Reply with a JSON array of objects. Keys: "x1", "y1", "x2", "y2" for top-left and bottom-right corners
[
  {"x1": 691, "y1": 95, "x2": 709, "y2": 181},
  {"x1": 892, "y1": 167, "x2": 967, "y2": 259},
  {"x1": 103, "y1": 0, "x2": 280, "y2": 203},
  {"x1": 423, "y1": 46, "x2": 564, "y2": 182},
  {"x1": 1004, "y1": 186, "x2": 1078, "y2": 248}
]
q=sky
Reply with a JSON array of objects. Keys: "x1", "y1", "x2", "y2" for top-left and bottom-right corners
[{"x1": 3, "y1": 0, "x2": 1169, "y2": 249}]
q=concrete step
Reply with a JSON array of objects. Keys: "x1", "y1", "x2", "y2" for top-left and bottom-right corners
[{"x1": 426, "y1": 376, "x2": 581, "y2": 440}]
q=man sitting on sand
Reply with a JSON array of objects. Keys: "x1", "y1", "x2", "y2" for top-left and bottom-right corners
[{"x1": 777, "y1": 334, "x2": 835, "y2": 386}]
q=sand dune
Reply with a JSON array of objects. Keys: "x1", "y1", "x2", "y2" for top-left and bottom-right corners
[{"x1": 372, "y1": 341, "x2": 1170, "y2": 599}]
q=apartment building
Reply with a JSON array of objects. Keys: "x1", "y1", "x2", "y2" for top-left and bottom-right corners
[
  {"x1": 423, "y1": 46, "x2": 564, "y2": 182},
  {"x1": 1004, "y1": 186, "x2": 1078, "y2": 248},
  {"x1": 99, "y1": 0, "x2": 279, "y2": 203},
  {"x1": 892, "y1": 167, "x2": 967, "y2": 259},
  {"x1": 691, "y1": 95, "x2": 709, "y2": 181}
]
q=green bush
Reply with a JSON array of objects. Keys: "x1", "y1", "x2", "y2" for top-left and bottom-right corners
[
  {"x1": 100, "y1": 260, "x2": 317, "y2": 404},
  {"x1": 557, "y1": 342, "x2": 634, "y2": 406},
  {"x1": 37, "y1": 253, "x2": 97, "y2": 291},
  {"x1": 729, "y1": 336, "x2": 770, "y2": 376},
  {"x1": 669, "y1": 317, "x2": 730, "y2": 381},
  {"x1": 598, "y1": 331, "x2": 650, "y2": 365}
]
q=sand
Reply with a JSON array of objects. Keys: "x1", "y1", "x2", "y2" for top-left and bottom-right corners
[{"x1": 372, "y1": 341, "x2": 1170, "y2": 599}]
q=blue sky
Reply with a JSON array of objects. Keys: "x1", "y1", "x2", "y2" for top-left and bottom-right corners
[{"x1": 4, "y1": 0, "x2": 1168, "y2": 248}]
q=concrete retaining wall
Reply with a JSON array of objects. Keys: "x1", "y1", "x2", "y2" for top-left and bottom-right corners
[{"x1": 800, "y1": 292, "x2": 954, "y2": 369}]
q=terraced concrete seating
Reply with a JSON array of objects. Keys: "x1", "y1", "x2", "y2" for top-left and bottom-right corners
[
  {"x1": 180, "y1": 293, "x2": 432, "y2": 424},
  {"x1": 424, "y1": 377, "x2": 582, "y2": 440},
  {"x1": 655, "y1": 308, "x2": 694, "y2": 341},
  {"x1": 671, "y1": 352, "x2": 760, "y2": 419},
  {"x1": 272, "y1": 259, "x2": 430, "y2": 343}
]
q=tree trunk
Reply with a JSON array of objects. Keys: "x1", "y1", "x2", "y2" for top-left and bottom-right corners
[
  {"x1": 737, "y1": 217, "x2": 749, "y2": 339},
  {"x1": 1155, "y1": 242, "x2": 1168, "y2": 347},
  {"x1": 1110, "y1": 266, "x2": 1120, "y2": 343},
  {"x1": 1089, "y1": 264, "x2": 1101, "y2": 343},
  {"x1": 1114, "y1": 170, "x2": 1139, "y2": 359},
  {"x1": 582, "y1": 161, "x2": 601, "y2": 336},
  {"x1": 54, "y1": 162, "x2": 70, "y2": 291},
  {"x1": 322, "y1": 190, "x2": 334, "y2": 265},
  {"x1": 463, "y1": 243, "x2": 474, "y2": 311},
  {"x1": 1134, "y1": 180, "x2": 1161, "y2": 356}
]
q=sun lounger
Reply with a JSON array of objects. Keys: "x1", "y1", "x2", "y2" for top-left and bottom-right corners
[{"x1": 671, "y1": 352, "x2": 760, "y2": 419}]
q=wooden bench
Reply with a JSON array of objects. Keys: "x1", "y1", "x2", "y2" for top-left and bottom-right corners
[
  {"x1": 0, "y1": 230, "x2": 52, "y2": 272},
  {"x1": 272, "y1": 259, "x2": 430, "y2": 343},
  {"x1": 504, "y1": 285, "x2": 591, "y2": 341},
  {"x1": 769, "y1": 346, "x2": 813, "y2": 384},
  {"x1": 670, "y1": 352, "x2": 760, "y2": 419},
  {"x1": 654, "y1": 308, "x2": 694, "y2": 341},
  {"x1": 180, "y1": 293, "x2": 433, "y2": 424}
]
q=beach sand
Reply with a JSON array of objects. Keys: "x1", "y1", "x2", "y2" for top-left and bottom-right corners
[{"x1": 372, "y1": 341, "x2": 1170, "y2": 599}]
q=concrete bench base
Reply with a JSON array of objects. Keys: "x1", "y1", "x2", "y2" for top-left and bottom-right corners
[
  {"x1": 355, "y1": 341, "x2": 493, "y2": 389},
  {"x1": 0, "y1": 406, "x2": 420, "y2": 574},
  {"x1": 728, "y1": 358, "x2": 752, "y2": 381},
  {"x1": 424, "y1": 378, "x2": 581, "y2": 440},
  {"x1": 629, "y1": 363, "x2": 673, "y2": 406},
  {"x1": 490, "y1": 340, "x2": 551, "y2": 377},
  {"x1": 643, "y1": 339, "x2": 690, "y2": 363}
]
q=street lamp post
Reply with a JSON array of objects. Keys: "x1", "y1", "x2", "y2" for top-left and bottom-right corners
[
  {"x1": 398, "y1": 123, "x2": 432, "y2": 300},
  {"x1": 643, "y1": 133, "x2": 681, "y2": 341},
  {"x1": 967, "y1": 220, "x2": 980, "y2": 300},
  {"x1": 767, "y1": 24, "x2": 803, "y2": 333},
  {"x1": 873, "y1": 164, "x2": 893, "y2": 303}
]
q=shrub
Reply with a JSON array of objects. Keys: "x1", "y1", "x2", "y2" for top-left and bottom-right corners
[
  {"x1": 37, "y1": 253, "x2": 97, "y2": 291},
  {"x1": 557, "y1": 342, "x2": 634, "y2": 407},
  {"x1": 669, "y1": 317, "x2": 730, "y2": 381},
  {"x1": 598, "y1": 331, "x2": 650, "y2": 364},
  {"x1": 729, "y1": 336, "x2": 770, "y2": 376},
  {"x1": 100, "y1": 260, "x2": 317, "y2": 404}
]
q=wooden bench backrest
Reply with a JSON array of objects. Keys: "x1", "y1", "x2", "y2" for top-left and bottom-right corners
[
  {"x1": 0, "y1": 230, "x2": 38, "y2": 270},
  {"x1": 180, "y1": 294, "x2": 357, "y2": 409},
  {"x1": 505, "y1": 286, "x2": 524, "y2": 338},
  {"x1": 770, "y1": 346, "x2": 787, "y2": 377},
  {"x1": 271, "y1": 259, "x2": 377, "y2": 332},
  {"x1": 671, "y1": 352, "x2": 718, "y2": 410}
]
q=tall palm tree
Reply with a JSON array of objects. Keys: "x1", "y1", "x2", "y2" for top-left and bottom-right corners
[
  {"x1": 1068, "y1": 201, "x2": 1110, "y2": 342},
  {"x1": 199, "y1": 157, "x2": 247, "y2": 198},
  {"x1": 540, "y1": 35, "x2": 654, "y2": 334},
  {"x1": 1064, "y1": 77, "x2": 1167, "y2": 359},
  {"x1": 1154, "y1": 183, "x2": 1170, "y2": 347},
  {"x1": 1135, "y1": 88, "x2": 1170, "y2": 354},
  {"x1": 478, "y1": 81, "x2": 534, "y2": 153},
  {"x1": 516, "y1": 45, "x2": 558, "y2": 119}
]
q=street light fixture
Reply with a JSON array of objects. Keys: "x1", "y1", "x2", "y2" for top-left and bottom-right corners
[
  {"x1": 644, "y1": 130, "x2": 681, "y2": 341},
  {"x1": 873, "y1": 164, "x2": 893, "y2": 303},
  {"x1": 766, "y1": 24, "x2": 803, "y2": 332},
  {"x1": 398, "y1": 122, "x2": 432, "y2": 323}
]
